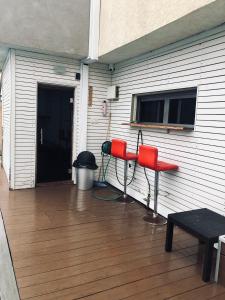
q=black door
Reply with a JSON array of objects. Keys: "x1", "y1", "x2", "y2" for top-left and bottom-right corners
[{"x1": 36, "y1": 85, "x2": 74, "y2": 183}]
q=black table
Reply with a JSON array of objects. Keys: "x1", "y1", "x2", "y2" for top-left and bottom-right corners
[{"x1": 165, "y1": 208, "x2": 225, "y2": 282}]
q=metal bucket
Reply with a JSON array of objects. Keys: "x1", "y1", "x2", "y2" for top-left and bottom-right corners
[{"x1": 76, "y1": 168, "x2": 94, "y2": 190}]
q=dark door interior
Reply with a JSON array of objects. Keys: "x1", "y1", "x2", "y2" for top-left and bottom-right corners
[{"x1": 36, "y1": 85, "x2": 74, "y2": 183}]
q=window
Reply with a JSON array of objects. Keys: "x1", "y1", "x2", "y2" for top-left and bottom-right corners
[{"x1": 132, "y1": 88, "x2": 197, "y2": 128}]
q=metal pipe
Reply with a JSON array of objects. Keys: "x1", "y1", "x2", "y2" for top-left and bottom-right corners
[
  {"x1": 40, "y1": 128, "x2": 43, "y2": 145},
  {"x1": 154, "y1": 171, "x2": 159, "y2": 215},
  {"x1": 123, "y1": 160, "x2": 128, "y2": 198}
]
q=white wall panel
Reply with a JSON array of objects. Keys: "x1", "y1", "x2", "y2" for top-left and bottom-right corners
[
  {"x1": 107, "y1": 29, "x2": 225, "y2": 217},
  {"x1": 1, "y1": 51, "x2": 13, "y2": 182},
  {"x1": 14, "y1": 51, "x2": 81, "y2": 189},
  {"x1": 13, "y1": 50, "x2": 111, "y2": 189},
  {"x1": 87, "y1": 64, "x2": 112, "y2": 175}
]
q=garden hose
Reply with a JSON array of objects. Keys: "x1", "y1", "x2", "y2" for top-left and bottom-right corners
[{"x1": 93, "y1": 130, "x2": 151, "y2": 202}]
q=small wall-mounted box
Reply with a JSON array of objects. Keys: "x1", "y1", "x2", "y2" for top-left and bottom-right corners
[{"x1": 107, "y1": 85, "x2": 119, "y2": 100}]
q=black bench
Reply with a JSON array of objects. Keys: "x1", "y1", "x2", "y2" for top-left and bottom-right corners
[{"x1": 165, "y1": 208, "x2": 225, "y2": 282}]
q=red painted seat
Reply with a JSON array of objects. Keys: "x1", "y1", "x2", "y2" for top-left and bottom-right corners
[
  {"x1": 138, "y1": 145, "x2": 178, "y2": 171},
  {"x1": 111, "y1": 139, "x2": 138, "y2": 161},
  {"x1": 138, "y1": 144, "x2": 178, "y2": 225},
  {"x1": 156, "y1": 161, "x2": 178, "y2": 172},
  {"x1": 111, "y1": 139, "x2": 137, "y2": 203}
]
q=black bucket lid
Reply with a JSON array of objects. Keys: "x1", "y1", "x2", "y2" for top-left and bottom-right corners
[{"x1": 73, "y1": 151, "x2": 98, "y2": 170}]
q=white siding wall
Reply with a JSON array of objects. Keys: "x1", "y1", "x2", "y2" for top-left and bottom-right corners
[
  {"x1": 1, "y1": 51, "x2": 13, "y2": 181},
  {"x1": 13, "y1": 50, "x2": 110, "y2": 189},
  {"x1": 14, "y1": 50, "x2": 81, "y2": 189},
  {"x1": 87, "y1": 64, "x2": 112, "y2": 173},
  {"x1": 107, "y1": 28, "x2": 225, "y2": 217}
]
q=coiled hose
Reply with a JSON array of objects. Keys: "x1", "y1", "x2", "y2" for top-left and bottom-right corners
[{"x1": 93, "y1": 130, "x2": 151, "y2": 203}]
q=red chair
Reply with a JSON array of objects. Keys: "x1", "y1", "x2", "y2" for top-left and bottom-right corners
[
  {"x1": 138, "y1": 145, "x2": 178, "y2": 225},
  {"x1": 111, "y1": 139, "x2": 138, "y2": 203}
]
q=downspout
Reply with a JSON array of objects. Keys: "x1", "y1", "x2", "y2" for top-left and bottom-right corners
[
  {"x1": 78, "y1": 0, "x2": 100, "y2": 153},
  {"x1": 83, "y1": 0, "x2": 100, "y2": 64}
]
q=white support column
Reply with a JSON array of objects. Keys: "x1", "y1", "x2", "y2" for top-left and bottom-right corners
[
  {"x1": 77, "y1": 0, "x2": 100, "y2": 153},
  {"x1": 83, "y1": 0, "x2": 100, "y2": 63},
  {"x1": 78, "y1": 63, "x2": 89, "y2": 153},
  {"x1": 9, "y1": 49, "x2": 16, "y2": 190}
]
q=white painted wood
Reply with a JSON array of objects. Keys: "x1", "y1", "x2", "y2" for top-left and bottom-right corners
[
  {"x1": 86, "y1": 0, "x2": 100, "y2": 62},
  {"x1": 11, "y1": 50, "x2": 111, "y2": 189},
  {"x1": 107, "y1": 28, "x2": 225, "y2": 217},
  {"x1": 10, "y1": 50, "x2": 16, "y2": 189},
  {"x1": 87, "y1": 64, "x2": 112, "y2": 173},
  {"x1": 78, "y1": 63, "x2": 89, "y2": 153},
  {"x1": 13, "y1": 50, "x2": 81, "y2": 189},
  {"x1": 1, "y1": 51, "x2": 12, "y2": 182}
]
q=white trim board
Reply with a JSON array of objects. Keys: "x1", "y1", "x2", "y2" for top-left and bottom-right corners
[
  {"x1": 78, "y1": 63, "x2": 89, "y2": 152},
  {"x1": 34, "y1": 82, "x2": 77, "y2": 185},
  {"x1": 86, "y1": 0, "x2": 100, "y2": 62},
  {"x1": 9, "y1": 49, "x2": 16, "y2": 189}
]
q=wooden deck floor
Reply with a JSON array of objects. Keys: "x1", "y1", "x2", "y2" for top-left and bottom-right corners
[{"x1": 0, "y1": 170, "x2": 225, "y2": 300}]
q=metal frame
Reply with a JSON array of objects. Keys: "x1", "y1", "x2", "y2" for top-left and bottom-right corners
[
  {"x1": 133, "y1": 88, "x2": 197, "y2": 128},
  {"x1": 143, "y1": 171, "x2": 167, "y2": 225},
  {"x1": 116, "y1": 159, "x2": 134, "y2": 204},
  {"x1": 124, "y1": 160, "x2": 128, "y2": 198}
]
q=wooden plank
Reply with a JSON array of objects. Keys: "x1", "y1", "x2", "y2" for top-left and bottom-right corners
[
  {"x1": 121, "y1": 123, "x2": 187, "y2": 131},
  {"x1": 168, "y1": 284, "x2": 225, "y2": 300},
  {"x1": 0, "y1": 169, "x2": 223, "y2": 300}
]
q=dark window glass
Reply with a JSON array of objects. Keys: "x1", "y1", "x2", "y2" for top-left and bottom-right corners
[
  {"x1": 135, "y1": 88, "x2": 197, "y2": 127},
  {"x1": 180, "y1": 98, "x2": 196, "y2": 125},
  {"x1": 138, "y1": 99, "x2": 164, "y2": 123},
  {"x1": 168, "y1": 99, "x2": 179, "y2": 124},
  {"x1": 169, "y1": 98, "x2": 196, "y2": 125}
]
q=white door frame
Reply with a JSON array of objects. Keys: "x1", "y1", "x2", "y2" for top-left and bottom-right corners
[{"x1": 34, "y1": 81, "x2": 77, "y2": 185}]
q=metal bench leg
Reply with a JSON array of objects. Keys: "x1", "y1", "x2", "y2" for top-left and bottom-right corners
[
  {"x1": 143, "y1": 171, "x2": 167, "y2": 225},
  {"x1": 215, "y1": 240, "x2": 222, "y2": 282},
  {"x1": 124, "y1": 160, "x2": 128, "y2": 198},
  {"x1": 203, "y1": 241, "x2": 214, "y2": 282},
  {"x1": 165, "y1": 220, "x2": 174, "y2": 252},
  {"x1": 118, "y1": 160, "x2": 134, "y2": 204},
  {"x1": 153, "y1": 171, "x2": 159, "y2": 215}
]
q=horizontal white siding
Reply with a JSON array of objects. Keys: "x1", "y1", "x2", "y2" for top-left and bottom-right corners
[
  {"x1": 107, "y1": 28, "x2": 225, "y2": 217},
  {"x1": 1, "y1": 52, "x2": 12, "y2": 181},
  {"x1": 87, "y1": 64, "x2": 112, "y2": 174},
  {"x1": 14, "y1": 50, "x2": 81, "y2": 189}
]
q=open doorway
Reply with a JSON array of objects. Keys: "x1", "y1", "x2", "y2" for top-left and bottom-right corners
[{"x1": 36, "y1": 84, "x2": 74, "y2": 184}]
